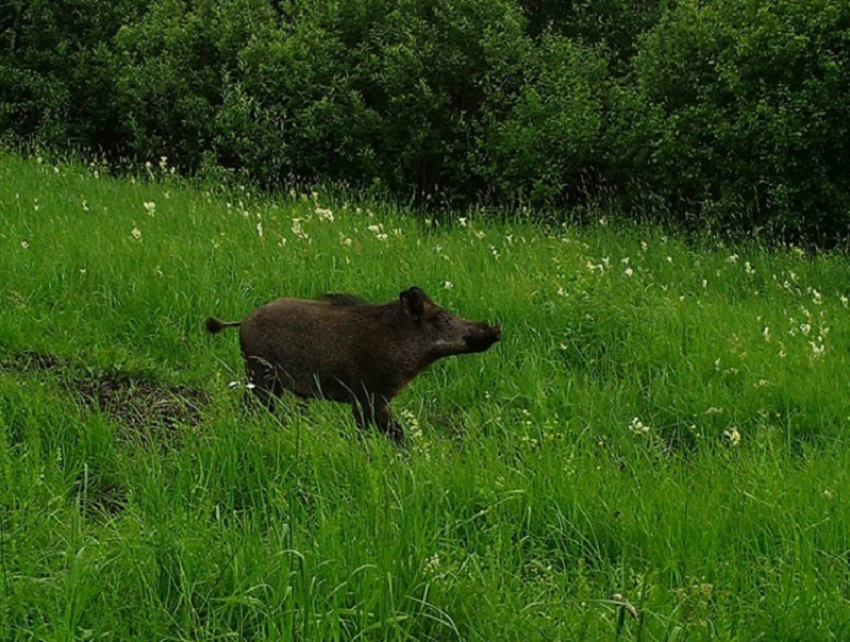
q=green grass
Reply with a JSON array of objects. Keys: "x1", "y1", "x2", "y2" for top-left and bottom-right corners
[{"x1": 2, "y1": 153, "x2": 850, "y2": 640}]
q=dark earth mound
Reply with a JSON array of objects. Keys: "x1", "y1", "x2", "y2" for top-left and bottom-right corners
[{"x1": 1, "y1": 350, "x2": 209, "y2": 443}]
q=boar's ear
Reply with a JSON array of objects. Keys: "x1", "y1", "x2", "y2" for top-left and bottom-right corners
[{"x1": 400, "y1": 287, "x2": 426, "y2": 320}]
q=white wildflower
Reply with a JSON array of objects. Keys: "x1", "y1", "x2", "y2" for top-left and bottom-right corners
[
  {"x1": 368, "y1": 224, "x2": 388, "y2": 241},
  {"x1": 143, "y1": 201, "x2": 156, "y2": 216},
  {"x1": 424, "y1": 554, "x2": 441, "y2": 574},
  {"x1": 291, "y1": 218, "x2": 308, "y2": 239},
  {"x1": 131, "y1": 227, "x2": 142, "y2": 242},
  {"x1": 628, "y1": 417, "x2": 651, "y2": 435},
  {"x1": 315, "y1": 206, "x2": 334, "y2": 222},
  {"x1": 723, "y1": 427, "x2": 741, "y2": 447},
  {"x1": 586, "y1": 260, "x2": 604, "y2": 274}
]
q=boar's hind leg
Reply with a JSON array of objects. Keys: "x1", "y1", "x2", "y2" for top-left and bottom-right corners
[
  {"x1": 352, "y1": 397, "x2": 405, "y2": 444},
  {"x1": 245, "y1": 356, "x2": 282, "y2": 411}
]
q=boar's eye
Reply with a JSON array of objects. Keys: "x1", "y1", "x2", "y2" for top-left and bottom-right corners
[{"x1": 430, "y1": 312, "x2": 452, "y2": 327}]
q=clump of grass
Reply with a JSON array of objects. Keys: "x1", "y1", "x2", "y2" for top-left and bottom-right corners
[{"x1": 2, "y1": 153, "x2": 850, "y2": 640}]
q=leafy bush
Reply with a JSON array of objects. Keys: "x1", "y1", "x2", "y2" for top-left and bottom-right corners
[
  {"x1": 477, "y1": 34, "x2": 611, "y2": 206},
  {"x1": 4, "y1": 0, "x2": 850, "y2": 242},
  {"x1": 212, "y1": 0, "x2": 525, "y2": 199},
  {"x1": 516, "y1": 0, "x2": 665, "y2": 69},
  {"x1": 630, "y1": 0, "x2": 850, "y2": 240},
  {"x1": 112, "y1": 0, "x2": 267, "y2": 171},
  {"x1": 0, "y1": 0, "x2": 145, "y2": 148}
]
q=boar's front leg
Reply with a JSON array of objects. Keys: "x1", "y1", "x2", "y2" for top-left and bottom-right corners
[{"x1": 352, "y1": 396, "x2": 405, "y2": 444}]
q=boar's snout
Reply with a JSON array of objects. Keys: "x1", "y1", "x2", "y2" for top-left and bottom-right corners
[{"x1": 464, "y1": 322, "x2": 501, "y2": 353}]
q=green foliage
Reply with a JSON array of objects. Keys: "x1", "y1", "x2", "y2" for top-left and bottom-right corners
[
  {"x1": 4, "y1": 0, "x2": 850, "y2": 242},
  {"x1": 477, "y1": 35, "x2": 611, "y2": 205},
  {"x1": 516, "y1": 0, "x2": 665, "y2": 69},
  {"x1": 0, "y1": 0, "x2": 146, "y2": 147},
  {"x1": 630, "y1": 0, "x2": 850, "y2": 240},
  {"x1": 211, "y1": 0, "x2": 525, "y2": 198}
]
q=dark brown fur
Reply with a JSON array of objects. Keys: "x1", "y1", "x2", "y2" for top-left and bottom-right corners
[{"x1": 206, "y1": 287, "x2": 501, "y2": 442}]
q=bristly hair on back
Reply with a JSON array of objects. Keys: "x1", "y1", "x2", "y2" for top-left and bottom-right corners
[{"x1": 317, "y1": 293, "x2": 368, "y2": 306}]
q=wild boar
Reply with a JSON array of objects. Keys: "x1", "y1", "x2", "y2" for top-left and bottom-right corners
[{"x1": 206, "y1": 287, "x2": 501, "y2": 442}]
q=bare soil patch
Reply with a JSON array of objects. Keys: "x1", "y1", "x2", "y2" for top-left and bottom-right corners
[{"x1": 1, "y1": 350, "x2": 209, "y2": 444}]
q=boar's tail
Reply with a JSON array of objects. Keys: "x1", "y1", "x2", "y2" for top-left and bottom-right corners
[{"x1": 205, "y1": 316, "x2": 241, "y2": 334}]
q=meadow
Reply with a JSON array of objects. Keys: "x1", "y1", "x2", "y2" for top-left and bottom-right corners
[{"x1": 2, "y1": 153, "x2": 850, "y2": 640}]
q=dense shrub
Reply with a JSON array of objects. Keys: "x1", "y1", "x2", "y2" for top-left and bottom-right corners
[
  {"x1": 214, "y1": 0, "x2": 526, "y2": 199},
  {"x1": 629, "y1": 0, "x2": 850, "y2": 240},
  {"x1": 111, "y1": 0, "x2": 264, "y2": 171},
  {"x1": 517, "y1": 0, "x2": 665, "y2": 70},
  {"x1": 3, "y1": 0, "x2": 850, "y2": 242},
  {"x1": 0, "y1": 0, "x2": 146, "y2": 149},
  {"x1": 476, "y1": 35, "x2": 611, "y2": 206}
]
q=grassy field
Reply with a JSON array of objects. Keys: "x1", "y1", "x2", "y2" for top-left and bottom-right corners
[{"x1": 2, "y1": 153, "x2": 850, "y2": 640}]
